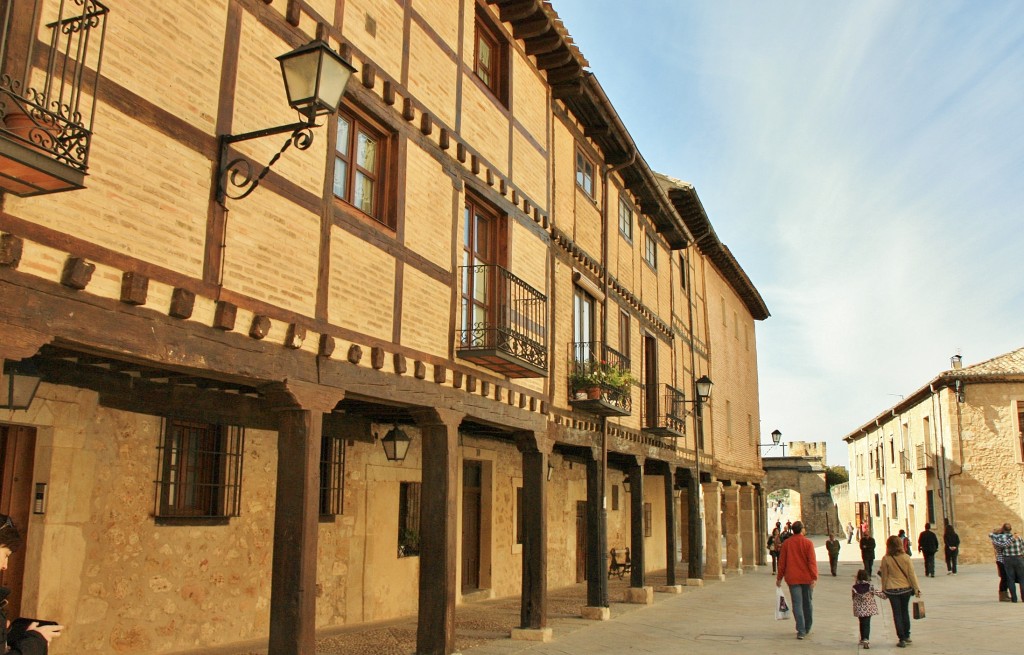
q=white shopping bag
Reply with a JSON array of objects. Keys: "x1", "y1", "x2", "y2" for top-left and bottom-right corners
[{"x1": 775, "y1": 587, "x2": 791, "y2": 620}]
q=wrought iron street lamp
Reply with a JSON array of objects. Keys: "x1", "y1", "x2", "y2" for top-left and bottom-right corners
[
  {"x1": 216, "y1": 39, "x2": 356, "y2": 202},
  {"x1": 380, "y1": 424, "x2": 411, "y2": 462},
  {"x1": 760, "y1": 428, "x2": 786, "y2": 456},
  {"x1": 0, "y1": 359, "x2": 42, "y2": 410}
]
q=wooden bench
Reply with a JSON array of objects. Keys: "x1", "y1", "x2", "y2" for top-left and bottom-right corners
[{"x1": 608, "y1": 547, "x2": 632, "y2": 579}]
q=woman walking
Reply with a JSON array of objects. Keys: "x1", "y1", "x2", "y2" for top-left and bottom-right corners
[
  {"x1": 944, "y1": 523, "x2": 960, "y2": 574},
  {"x1": 768, "y1": 527, "x2": 781, "y2": 573},
  {"x1": 879, "y1": 535, "x2": 923, "y2": 648}
]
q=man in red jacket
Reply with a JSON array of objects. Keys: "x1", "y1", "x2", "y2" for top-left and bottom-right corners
[{"x1": 776, "y1": 520, "x2": 818, "y2": 639}]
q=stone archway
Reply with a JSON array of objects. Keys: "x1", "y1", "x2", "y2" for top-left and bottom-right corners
[{"x1": 763, "y1": 456, "x2": 833, "y2": 536}]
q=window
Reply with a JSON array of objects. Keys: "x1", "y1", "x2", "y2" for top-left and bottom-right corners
[
  {"x1": 1018, "y1": 402, "x2": 1024, "y2": 461},
  {"x1": 890, "y1": 439, "x2": 895, "y2": 464},
  {"x1": 575, "y1": 148, "x2": 594, "y2": 197},
  {"x1": 460, "y1": 195, "x2": 506, "y2": 343},
  {"x1": 679, "y1": 253, "x2": 687, "y2": 290},
  {"x1": 334, "y1": 106, "x2": 393, "y2": 226},
  {"x1": 612, "y1": 484, "x2": 620, "y2": 511},
  {"x1": 573, "y1": 287, "x2": 595, "y2": 358},
  {"x1": 398, "y1": 481, "x2": 421, "y2": 557},
  {"x1": 473, "y1": 6, "x2": 507, "y2": 103},
  {"x1": 643, "y1": 232, "x2": 657, "y2": 270},
  {"x1": 618, "y1": 196, "x2": 633, "y2": 241},
  {"x1": 156, "y1": 419, "x2": 244, "y2": 519},
  {"x1": 874, "y1": 493, "x2": 880, "y2": 517},
  {"x1": 515, "y1": 486, "x2": 524, "y2": 545},
  {"x1": 618, "y1": 310, "x2": 630, "y2": 361},
  {"x1": 319, "y1": 433, "x2": 345, "y2": 516},
  {"x1": 891, "y1": 493, "x2": 898, "y2": 518},
  {"x1": 643, "y1": 502, "x2": 652, "y2": 537}
]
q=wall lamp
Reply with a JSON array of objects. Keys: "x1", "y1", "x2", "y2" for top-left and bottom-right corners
[
  {"x1": 546, "y1": 461, "x2": 554, "y2": 481},
  {"x1": 216, "y1": 38, "x2": 356, "y2": 203},
  {"x1": 759, "y1": 429, "x2": 786, "y2": 456},
  {"x1": 380, "y1": 424, "x2": 412, "y2": 462},
  {"x1": 0, "y1": 359, "x2": 42, "y2": 410}
]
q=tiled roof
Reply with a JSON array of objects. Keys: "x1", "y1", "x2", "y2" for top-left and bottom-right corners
[{"x1": 955, "y1": 347, "x2": 1024, "y2": 377}]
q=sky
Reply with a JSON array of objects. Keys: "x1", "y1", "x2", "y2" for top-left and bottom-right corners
[{"x1": 552, "y1": 1, "x2": 1024, "y2": 467}]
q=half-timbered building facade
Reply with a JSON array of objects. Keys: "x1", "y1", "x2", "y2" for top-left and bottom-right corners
[{"x1": 0, "y1": 1, "x2": 769, "y2": 653}]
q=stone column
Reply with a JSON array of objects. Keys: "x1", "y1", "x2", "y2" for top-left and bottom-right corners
[
  {"x1": 723, "y1": 483, "x2": 742, "y2": 574},
  {"x1": 414, "y1": 408, "x2": 464, "y2": 655},
  {"x1": 687, "y1": 468, "x2": 704, "y2": 583},
  {"x1": 740, "y1": 485, "x2": 757, "y2": 570},
  {"x1": 511, "y1": 431, "x2": 552, "y2": 643},
  {"x1": 703, "y1": 480, "x2": 725, "y2": 580},
  {"x1": 265, "y1": 381, "x2": 345, "y2": 655}
]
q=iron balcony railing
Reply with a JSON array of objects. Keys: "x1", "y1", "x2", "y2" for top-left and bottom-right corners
[
  {"x1": 457, "y1": 264, "x2": 547, "y2": 377},
  {"x1": 0, "y1": 0, "x2": 109, "y2": 193},
  {"x1": 567, "y1": 342, "x2": 632, "y2": 414},
  {"x1": 641, "y1": 383, "x2": 686, "y2": 436}
]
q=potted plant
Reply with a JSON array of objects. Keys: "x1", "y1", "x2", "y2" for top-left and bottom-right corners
[{"x1": 569, "y1": 361, "x2": 634, "y2": 401}]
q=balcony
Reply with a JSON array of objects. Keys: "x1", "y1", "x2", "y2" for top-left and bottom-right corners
[
  {"x1": 899, "y1": 452, "x2": 912, "y2": 476},
  {"x1": 0, "y1": 0, "x2": 109, "y2": 196},
  {"x1": 567, "y1": 342, "x2": 631, "y2": 417},
  {"x1": 641, "y1": 383, "x2": 686, "y2": 437},
  {"x1": 915, "y1": 444, "x2": 934, "y2": 470},
  {"x1": 456, "y1": 264, "x2": 547, "y2": 378}
]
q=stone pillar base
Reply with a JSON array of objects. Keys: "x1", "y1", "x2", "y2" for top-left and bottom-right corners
[
  {"x1": 711, "y1": 573, "x2": 726, "y2": 581},
  {"x1": 743, "y1": 564, "x2": 758, "y2": 571},
  {"x1": 726, "y1": 568, "x2": 744, "y2": 575},
  {"x1": 654, "y1": 584, "x2": 683, "y2": 594},
  {"x1": 685, "y1": 578, "x2": 704, "y2": 587},
  {"x1": 511, "y1": 628, "x2": 553, "y2": 642},
  {"x1": 581, "y1": 606, "x2": 611, "y2": 621},
  {"x1": 623, "y1": 586, "x2": 654, "y2": 604}
]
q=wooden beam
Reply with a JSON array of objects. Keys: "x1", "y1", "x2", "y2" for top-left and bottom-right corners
[
  {"x1": 628, "y1": 462, "x2": 645, "y2": 588},
  {"x1": 523, "y1": 33, "x2": 562, "y2": 56},
  {"x1": 663, "y1": 466, "x2": 677, "y2": 586},
  {"x1": 584, "y1": 450, "x2": 607, "y2": 608},
  {"x1": 414, "y1": 408, "x2": 464, "y2": 655},
  {"x1": 518, "y1": 436, "x2": 547, "y2": 629},
  {"x1": 511, "y1": 15, "x2": 549, "y2": 40}
]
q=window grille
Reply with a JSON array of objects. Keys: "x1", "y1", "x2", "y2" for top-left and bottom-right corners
[{"x1": 155, "y1": 418, "x2": 243, "y2": 519}]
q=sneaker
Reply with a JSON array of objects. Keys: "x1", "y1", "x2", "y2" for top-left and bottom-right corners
[
  {"x1": 797, "y1": 633, "x2": 805, "y2": 640},
  {"x1": 904, "y1": 638, "x2": 912, "y2": 644},
  {"x1": 898, "y1": 640, "x2": 907, "y2": 648},
  {"x1": 947, "y1": 571, "x2": 952, "y2": 575},
  {"x1": 862, "y1": 641, "x2": 870, "y2": 649}
]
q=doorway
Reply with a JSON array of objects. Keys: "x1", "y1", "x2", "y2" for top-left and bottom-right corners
[
  {"x1": 461, "y1": 461, "x2": 482, "y2": 593},
  {"x1": 643, "y1": 334, "x2": 658, "y2": 428},
  {"x1": 0, "y1": 424, "x2": 36, "y2": 618}
]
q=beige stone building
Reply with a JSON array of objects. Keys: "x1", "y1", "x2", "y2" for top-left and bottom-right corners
[
  {"x1": 0, "y1": 1, "x2": 768, "y2": 654},
  {"x1": 844, "y1": 348, "x2": 1024, "y2": 564}
]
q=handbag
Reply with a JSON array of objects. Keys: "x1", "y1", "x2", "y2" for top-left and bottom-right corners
[
  {"x1": 775, "y1": 587, "x2": 791, "y2": 620},
  {"x1": 913, "y1": 599, "x2": 926, "y2": 620}
]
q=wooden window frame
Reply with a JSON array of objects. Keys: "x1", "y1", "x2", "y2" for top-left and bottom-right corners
[
  {"x1": 155, "y1": 418, "x2": 244, "y2": 521},
  {"x1": 679, "y1": 252, "x2": 687, "y2": 291},
  {"x1": 473, "y1": 5, "x2": 508, "y2": 105},
  {"x1": 460, "y1": 192, "x2": 509, "y2": 343},
  {"x1": 398, "y1": 481, "x2": 421, "y2": 557},
  {"x1": 319, "y1": 432, "x2": 345, "y2": 517},
  {"x1": 618, "y1": 195, "x2": 633, "y2": 242},
  {"x1": 618, "y1": 310, "x2": 630, "y2": 361},
  {"x1": 333, "y1": 103, "x2": 397, "y2": 229},
  {"x1": 575, "y1": 147, "x2": 595, "y2": 198},
  {"x1": 643, "y1": 231, "x2": 657, "y2": 270},
  {"x1": 643, "y1": 502, "x2": 652, "y2": 537}
]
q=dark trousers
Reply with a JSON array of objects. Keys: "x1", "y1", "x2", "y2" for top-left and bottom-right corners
[
  {"x1": 923, "y1": 551, "x2": 937, "y2": 576},
  {"x1": 770, "y1": 552, "x2": 778, "y2": 573},
  {"x1": 887, "y1": 591, "x2": 912, "y2": 641},
  {"x1": 829, "y1": 555, "x2": 838, "y2": 576},
  {"x1": 997, "y1": 561, "x2": 1009, "y2": 592},
  {"x1": 858, "y1": 616, "x2": 872, "y2": 640},
  {"x1": 945, "y1": 548, "x2": 958, "y2": 573},
  {"x1": 863, "y1": 557, "x2": 874, "y2": 576},
  {"x1": 1004, "y1": 555, "x2": 1024, "y2": 602}
]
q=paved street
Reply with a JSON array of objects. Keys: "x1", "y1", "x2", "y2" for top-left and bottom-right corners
[
  {"x1": 223, "y1": 536, "x2": 1023, "y2": 655},
  {"x1": 456, "y1": 537, "x2": 1023, "y2": 655}
]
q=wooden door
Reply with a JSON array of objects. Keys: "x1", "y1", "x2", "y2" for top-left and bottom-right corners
[
  {"x1": 0, "y1": 424, "x2": 36, "y2": 618},
  {"x1": 575, "y1": 500, "x2": 587, "y2": 583},
  {"x1": 461, "y1": 461, "x2": 482, "y2": 592}
]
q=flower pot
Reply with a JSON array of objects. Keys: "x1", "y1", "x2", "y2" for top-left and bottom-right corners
[
  {"x1": 3, "y1": 110, "x2": 56, "y2": 153},
  {"x1": 586, "y1": 386, "x2": 602, "y2": 400}
]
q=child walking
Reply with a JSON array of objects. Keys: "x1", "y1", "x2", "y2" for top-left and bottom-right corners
[{"x1": 852, "y1": 569, "x2": 885, "y2": 649}]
